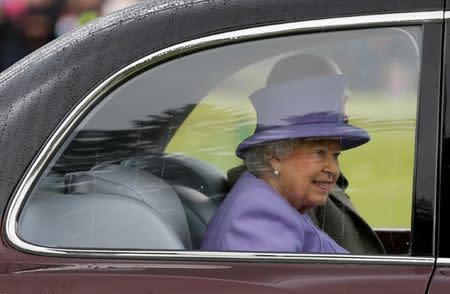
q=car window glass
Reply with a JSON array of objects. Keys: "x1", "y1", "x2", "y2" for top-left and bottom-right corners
[{"x1": 18, "y1": 26, "x2": 421, "y2": 255}]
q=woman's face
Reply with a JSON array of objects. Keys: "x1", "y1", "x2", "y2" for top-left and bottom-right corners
[{"x1": 270, "y1": 139, "x2": 342, "y2": 213}]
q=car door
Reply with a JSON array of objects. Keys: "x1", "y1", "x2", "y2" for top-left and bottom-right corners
[
  {"x1": 0, "y1": 1, "x2": 444, "y2": 293},
  {"x1": 427, "y1": 3, "x2": 450, "y2": 293}
]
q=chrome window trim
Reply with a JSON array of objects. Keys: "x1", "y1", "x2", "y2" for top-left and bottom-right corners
[
  {"x1": 437, "y1": 258, "x2": 450, "y2": 266},
  {"x1": 4, "y1": 11, "x2": 442, "y2": 262}
]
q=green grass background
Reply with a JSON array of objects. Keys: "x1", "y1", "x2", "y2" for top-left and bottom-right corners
[{"x1": 166, "y1": 91, "x2": 416, "y2": 229}]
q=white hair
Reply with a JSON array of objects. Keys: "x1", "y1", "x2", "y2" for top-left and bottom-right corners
[{"x1": 243, "y1": 139, "x2": 301, "y2": 175}]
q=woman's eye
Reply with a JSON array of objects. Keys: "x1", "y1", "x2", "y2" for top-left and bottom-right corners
[
  {"x1": 314, "y1": 149, "x2": 326, "y2": 156},
  {"x1": 334, "y1": 152, "x2": 341, "y2": 159}
]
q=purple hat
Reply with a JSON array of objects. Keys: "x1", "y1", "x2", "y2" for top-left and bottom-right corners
[{"x1": 236, "y1": 74, "x2": 370, "y2": 158}]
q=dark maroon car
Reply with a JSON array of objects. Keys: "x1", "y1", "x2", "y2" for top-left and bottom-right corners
[{"x1": 1, "y1": 0, "x2": 450, "y2": 293}]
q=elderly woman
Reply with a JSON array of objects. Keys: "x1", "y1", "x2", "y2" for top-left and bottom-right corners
[{"x1": 201, "y1": 58, "x2": 370, "y2": 253}]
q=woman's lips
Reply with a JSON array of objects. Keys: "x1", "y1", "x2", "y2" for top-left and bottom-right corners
[{"x1": 312, "y1": 180, "x2": 333, "y2": 192}]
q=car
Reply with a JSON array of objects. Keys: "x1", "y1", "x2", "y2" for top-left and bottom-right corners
[{"x1": 0, "y1": 0, "x2": 449, "y2": 292}]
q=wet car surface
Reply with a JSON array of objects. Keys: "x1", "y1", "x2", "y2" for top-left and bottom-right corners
[{"x1": 1, "y1": 0, "x2": 450, "y2": 293}]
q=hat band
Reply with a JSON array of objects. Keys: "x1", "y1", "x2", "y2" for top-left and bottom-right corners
[{"x1": 255, "y1": 111, "x2": 343, "y2": 132}]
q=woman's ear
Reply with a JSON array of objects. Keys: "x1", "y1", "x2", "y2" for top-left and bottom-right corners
[{"x1": 268, "y1": 157, "x2": 281, "y2": 172}]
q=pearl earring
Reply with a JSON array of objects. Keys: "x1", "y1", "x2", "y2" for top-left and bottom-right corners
[{"x1": 273, "y1": 170, "x2": 280, "y2": 177}]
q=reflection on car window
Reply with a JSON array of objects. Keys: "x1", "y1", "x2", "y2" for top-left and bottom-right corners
[{"x1": 18, "y1": 26, "x2": 421, "y2": 255}]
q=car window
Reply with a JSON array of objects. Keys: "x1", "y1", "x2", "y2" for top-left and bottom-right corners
[{"x1": 18, "y1": 26, "x2": 421, "y2": 255}]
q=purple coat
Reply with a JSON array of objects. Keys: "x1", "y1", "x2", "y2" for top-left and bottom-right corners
[{"x1": 201, "y1": 171, "x2": 348, "y2": 254}]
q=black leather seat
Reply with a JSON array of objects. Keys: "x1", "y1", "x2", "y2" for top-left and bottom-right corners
[{"x1": 171, "y1": 185, "x2": 217, "y2": 249}]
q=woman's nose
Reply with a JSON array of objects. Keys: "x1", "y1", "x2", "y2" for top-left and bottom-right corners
[{"x1": 324, "y1": 153, "x2": 339, "y2": 175}]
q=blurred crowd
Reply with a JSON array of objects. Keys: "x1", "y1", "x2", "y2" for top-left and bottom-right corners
[{"x1": 0, "y1": 0, "x2": 142, "y2": 71}]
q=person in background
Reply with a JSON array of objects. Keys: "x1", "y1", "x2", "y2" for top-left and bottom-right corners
[
  {"x1": 0, "y1": 0, "x2": 62, "y2": 71},
  {"x1": 55, "y1": 0, "x2": 103, "y2": 37},
  {"x1": 55, "y1": 0, "x2": 142, "y2": 37},
  {"x1": 100, "y1": 0, "x2": 140, "y2": 15},
  {"x1": 0, "y1": 0, "x2": 142, "y2": 71}
]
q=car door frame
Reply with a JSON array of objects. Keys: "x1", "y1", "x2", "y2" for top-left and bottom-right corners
[
  {"x1": 428, "y1": 5, "x2": 450, "y2": 293},
  {"x1": 0, "y1": 1, "x2": 445, "y2": 293}
]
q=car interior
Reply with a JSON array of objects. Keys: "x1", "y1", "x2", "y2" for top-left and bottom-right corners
[
  {"x1": 20, "y1": 154, "x2": 227, "y2": 250},
  {"x1": 17, "y1": 28, "x2": 419, "y2": 254}
]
